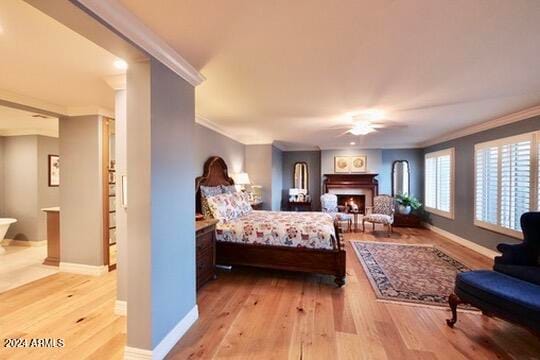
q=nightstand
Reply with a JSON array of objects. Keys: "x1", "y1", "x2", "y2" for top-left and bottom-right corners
[
  {"x1": 287, "y1": 201, "x2": 312, "y2": 212},
  {"x1": 195, "y1": 219, "x2": 218, "y2": 289},
  {"x1": 393, "y1": 213, "x2": 422, "y2": 228}
]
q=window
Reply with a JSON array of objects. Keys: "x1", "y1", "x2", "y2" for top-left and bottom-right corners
[
  {"x1": 425, "y1": 148, "x2": 454, "y2": 218},
  {"x1": 474, "y1": 131, "x2": 540, "y2": 238}
]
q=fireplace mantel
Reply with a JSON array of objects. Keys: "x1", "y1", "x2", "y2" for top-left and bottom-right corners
[
  {"x1": 323, "y1": 173, "x2": 379, "y2": 205},
  {"x1": 323, "y1": 174, "x2": 379, "y2": 191}
]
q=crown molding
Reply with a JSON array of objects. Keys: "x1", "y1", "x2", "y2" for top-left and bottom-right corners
[
  {"x1": 67, "y1": 106, "x2": 115, "y2": 118},
  {"x1": 0, "y1": 89, "x2": 65, "y2": 115},
  {"x1": 0, "y1": 129, "x2": 58, "y2": 138},
  {"x1": 195, "y1": 115, "x2": 244, "y2": 143},
  {"x1": 421, "y1": 104, "x2": 540, "y2": 148},
  {"x1": 0, "y1": 89, "x2": 114, "y2": 118},
  {"x1": 318, "y1": 144, "x2": 422, "y2": 151},
  {"x1": 104, "y1": 74, "x2": 126, "y2": 90},
  {"x1": 75, "y1": 0, "x2": 205, "y2": 87}
]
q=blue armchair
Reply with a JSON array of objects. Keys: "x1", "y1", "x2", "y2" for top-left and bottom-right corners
[
  {"x1": 447, "y1": 212, "x2": 540, "y2": 333},
  {"x1": 494, "y1": 212, "x2": 540, "y2": 285}
]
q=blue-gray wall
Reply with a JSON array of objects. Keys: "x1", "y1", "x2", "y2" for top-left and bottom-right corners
[
  {"x1": 381, "y1": 149, "x2": 424, "y2": 200},
  {"x1": 194, "y1": 124, "x2": 245, "y2": 174},
  {"x1": 424, "y1": 115, "x2": 540, "y2": 251},
  {"x1": 271, "y1": 146, "x2": 283, "y2": 211},
  {"x1": 150, "y1": 59, "x2": 196, "y2": 347},
  {"x1": 126, "y1": 59, "x2": 196, "y2": 351},
  {"x1": 282, "y1": 151, "x2": 322, "y2": 210}
]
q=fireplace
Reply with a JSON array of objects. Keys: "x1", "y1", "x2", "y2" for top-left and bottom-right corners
[
  {"x1": 337, "y1": 194, "x2": 366, "y2": 214},
  {"x1": 323, "y1": 173, "x2": 379, "y2": 210}
]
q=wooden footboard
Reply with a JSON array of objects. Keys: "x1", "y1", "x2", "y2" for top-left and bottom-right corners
[{"x1": 216, "y1": 222, "x2": 346, "y2": 287}]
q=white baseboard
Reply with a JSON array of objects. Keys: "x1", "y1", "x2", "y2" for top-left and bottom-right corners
[
  {"x1": 124, "y1": 346, "x2": 152, "y2": 360},
  {"x1": 124, "y1": 305, "x2": 198, "y2": 360},
  {"x1": 59, "y1": 262, "x2": 108, "y2": 276},
  {"x1": 424, "y1": 223, "x2": 500, "y2": 259},
  {"x1": 2, "y1": 239, "x2": 47, "y2": 247},
  {"x1": 115, "y1": 300, "x2": 127, "y2": 316}
]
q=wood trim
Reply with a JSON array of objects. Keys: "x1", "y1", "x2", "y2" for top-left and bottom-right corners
[
  {"x1": 323, "y1": 173, "x2": 379, "y2": 206},
  {"x1": 102, "y1": 118, "x2": 110, "y2": 269}
]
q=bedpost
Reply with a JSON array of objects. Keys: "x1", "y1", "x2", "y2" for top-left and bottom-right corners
[{"x1": 333, "y1": 220, "x2": 346, "y2": 287}]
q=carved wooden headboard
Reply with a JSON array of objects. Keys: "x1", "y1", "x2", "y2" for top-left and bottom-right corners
[{"x1": 195, "y1": 156, "x2": 235, "y2": 213}]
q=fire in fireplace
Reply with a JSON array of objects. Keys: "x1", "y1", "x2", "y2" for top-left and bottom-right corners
[{"x1": 336, "y1": 194, "x2": 366, "y2": 214}]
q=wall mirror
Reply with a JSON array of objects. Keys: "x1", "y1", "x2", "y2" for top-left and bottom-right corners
[
  {"x1": 392, "y1": 160, "x2": 410, "y2": 196},
  {"x1": 293, "y1": 162, "x2": 309, "y2": 194}
]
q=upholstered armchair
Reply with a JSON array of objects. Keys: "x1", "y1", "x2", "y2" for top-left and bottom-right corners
[
  {"x1": 447, "y1": 212, "x2": 540, "y2": 332},
  {"x1": 362, "y1": 195, "x2": 395, "y2": 235},
  {"x1": 320, "y1": 193, "x2": 353, "y2": 232},
  {"x1": 494, "y1": 211, "x2": 540, "y2": 285}
]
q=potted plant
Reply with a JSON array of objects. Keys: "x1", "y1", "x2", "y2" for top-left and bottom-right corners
[{"x1": 395, "y1": 193, "x2": 421, "y2": 215}]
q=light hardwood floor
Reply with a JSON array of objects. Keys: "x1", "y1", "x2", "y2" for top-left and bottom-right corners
[
  {"x1": 0, "y1": 271, "x2": 125, "y2": 360},
  {"x1": 168, "y1": 228, "x2": 540, "y2": 359},
  {"x1": 1, "y1": 228, "x2": 539, "y2": 359}
]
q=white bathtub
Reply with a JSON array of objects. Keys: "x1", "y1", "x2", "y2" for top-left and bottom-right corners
[{"x1": 0, "y1": 218, "x2": 17, "y2": 240}]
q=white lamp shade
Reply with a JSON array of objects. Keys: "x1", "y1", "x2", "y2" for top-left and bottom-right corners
[{"x1": 232, "y1": 172, "x2": 251, "y2": 185}]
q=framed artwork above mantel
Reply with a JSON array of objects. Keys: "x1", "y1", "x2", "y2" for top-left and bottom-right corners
[{"x1": 334, "y1": 155, "x2": 367, "y2": 173}]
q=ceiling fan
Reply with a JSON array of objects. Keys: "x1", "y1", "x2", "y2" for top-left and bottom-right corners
[{"x1": 331, "y1": 112, "x2": 407, "y2": 137}]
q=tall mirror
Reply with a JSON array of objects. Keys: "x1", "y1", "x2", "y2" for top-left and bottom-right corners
[
  {"x1": 392, "y1": 160, "x2": 410, "y2": 196},
  {"x1": 293, "y1": 162, "x2": 309, "y2": 194}
]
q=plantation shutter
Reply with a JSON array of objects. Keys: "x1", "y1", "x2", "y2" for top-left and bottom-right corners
[
  {"x1": 436, "y1": 155, "x2": 451, "y2": 212},
  {"x1": 475, "y1": 146, "x2": 498, "y2": 224},
  {"x1": 425, "y1": 157, "x2": 437, "y2": 209},
  {"x1": 425, "y1": 148, "x2": 454, "y2": 217},
  {"x1": 500, "y1": 140, "x2": 531, "y2": 231}
]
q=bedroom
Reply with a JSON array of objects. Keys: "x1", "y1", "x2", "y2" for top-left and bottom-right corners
[{"x1": 2, "y1": 1, "x2": 540, "y2": 359}]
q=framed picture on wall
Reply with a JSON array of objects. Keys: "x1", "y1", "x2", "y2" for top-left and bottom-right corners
[
  {"x1": 351, "y1": 155, "x2": 367, "y2": 173},
  {"x1": 48, "y1": 154, "x2": 60, "y2": 187},
  {"x1": 334, "y1": 156, "x2": 351, "y2": 173}
]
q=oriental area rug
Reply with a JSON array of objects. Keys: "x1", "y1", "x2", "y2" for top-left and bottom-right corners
[{"x1": 352, "y1": 241, "x2": 477, "y2": 310}]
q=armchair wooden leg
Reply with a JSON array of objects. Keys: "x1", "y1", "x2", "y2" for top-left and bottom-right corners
[
  {"x1": 446, "y1": 293, "x2": 463, "y2": 328},
  {"x1": 362, "y1": 219, "x2": 365, "y2": 232},
  {"x1": 373, "y1": 223, "x2": 375, "y2": 231}
]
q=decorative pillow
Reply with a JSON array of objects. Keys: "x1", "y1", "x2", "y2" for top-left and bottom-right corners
[
  {"x1": 200, "y1": 186, "x2": 224, "y2": 218},
  {"x1": 206, "y1": 193, "x2": 243, "y2": 221},
  {"x1": 221, "y1": 185, "x2": 238, "y2": 194},
  {"x1": 200, "y1": 185, "x2": 223, "y2": 197},
  {"x1": 231, "y1": 191, "x2": 252, "y2": 216}
]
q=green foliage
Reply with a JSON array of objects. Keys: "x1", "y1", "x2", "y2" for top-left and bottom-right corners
[{"x1": 396, "y1": 193, "x2": 422, "y2": 210}]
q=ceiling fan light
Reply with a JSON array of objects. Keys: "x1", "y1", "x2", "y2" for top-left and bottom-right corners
[{"x1": 349, "y1": 123, "x2": 375, "y2": 136}]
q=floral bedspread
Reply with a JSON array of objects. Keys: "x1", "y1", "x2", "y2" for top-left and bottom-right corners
[{"x1": 215, "y1": 211, "x2": 337, "y2": 250}]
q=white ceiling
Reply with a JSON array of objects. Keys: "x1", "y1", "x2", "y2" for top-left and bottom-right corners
[
  {"x1": 0, "y1": 105, "x2": 58, "y2": 137},
  {"x1": 0, "y1": 0, "x2": 122, "y2": 114},
  {"x1": 120, "y1": 0, "x2": 540, "y2": 149}
]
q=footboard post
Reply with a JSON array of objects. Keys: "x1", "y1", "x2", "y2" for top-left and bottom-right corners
[{"x1": 334, "y1": 222, "x2": 346, "y2": 287}]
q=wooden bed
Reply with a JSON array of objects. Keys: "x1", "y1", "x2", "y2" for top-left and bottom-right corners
[{"x1": 196, "y1": 156, "x2": 346, "y2": 287}]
